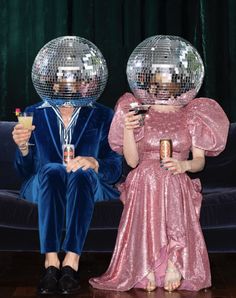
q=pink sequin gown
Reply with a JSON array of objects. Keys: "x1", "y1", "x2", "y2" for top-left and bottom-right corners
[{"x1": 90, "y1": 93, "x2": 229, "y2": 291}]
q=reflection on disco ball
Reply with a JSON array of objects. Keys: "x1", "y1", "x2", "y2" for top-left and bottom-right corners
[
  {"x1": 32, "y1": 36, "x2": 108, "y2": 107},
  {"x1": 127, "y1": 35, "x2": 204, "y2": 105}
]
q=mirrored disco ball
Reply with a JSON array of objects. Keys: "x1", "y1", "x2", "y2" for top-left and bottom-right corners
[
  {"x1": 127, "y1": 35, "x2": 204, "y2": 105},
  {"x1": 32, "y1": 36, "x2": 108, "y2": 107}
]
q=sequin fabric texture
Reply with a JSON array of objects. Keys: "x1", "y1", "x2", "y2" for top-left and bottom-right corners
[{"x1": 90, "y1": 92, "x2": 229, "y2": 291}]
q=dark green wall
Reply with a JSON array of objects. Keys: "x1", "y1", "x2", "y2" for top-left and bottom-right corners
[{"x1": 0, "y1": 0, "x2": 236, "y2": 121}]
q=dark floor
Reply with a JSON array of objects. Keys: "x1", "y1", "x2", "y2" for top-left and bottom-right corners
[{"x1": 0, "y1": 252, "x2": 235, "y2": 298}]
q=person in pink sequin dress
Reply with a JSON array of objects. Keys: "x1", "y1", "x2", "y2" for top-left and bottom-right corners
[
  {"x1": 89, "y1": 92, "x2": 229, "y2": 292},
  {"x1": 90, "y1": 36, "x2": 229, "y2": 292}
]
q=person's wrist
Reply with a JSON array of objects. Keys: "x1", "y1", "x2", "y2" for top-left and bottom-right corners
[
  {"x1": 184, "y1": 160, "x2": 191, "y2": 172},
  {"x1": 18, "y1": 143, "x2": 28, "y2": 150},
  {"x1": 94, "y1": 159, "x2": 99, "y2": 172},
  {"x1": 124, "y1": 127, "x2": 134, "y2": 133},
  {"x1": 18, "y1": 144, "x2": 29, "y2": 155}
]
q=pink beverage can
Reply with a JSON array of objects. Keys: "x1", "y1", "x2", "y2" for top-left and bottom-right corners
[
  {"x1": 160, "y1": 139, "x2": 172, "y2": 161},
  {"x1": 62, "y1": 144, "x2": 75, "y2": 165}
]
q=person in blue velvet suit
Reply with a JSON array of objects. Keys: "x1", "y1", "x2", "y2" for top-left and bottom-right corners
[
  {"x1": 12, "y1": 101, "x2": 122, "y2": 294},
  {"x1": 13, "y1": 36, "x2": 122, "y2": 294},
  {"x1": 12, "y1": 36, "x2": 122, "y2": 295}
]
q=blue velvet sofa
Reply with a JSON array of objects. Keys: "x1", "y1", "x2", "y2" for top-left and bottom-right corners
[{"x1": 0, "y1": 121, "x2": 236, "y2": 252}]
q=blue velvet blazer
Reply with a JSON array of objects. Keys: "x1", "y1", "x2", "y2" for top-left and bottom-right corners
[{"x1": 15, "y1": 102, "x2": 123, "y2": 203}]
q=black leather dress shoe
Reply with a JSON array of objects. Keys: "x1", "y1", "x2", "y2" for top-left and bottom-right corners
[
  {"x1": 58, "y1": 266, "x2": 80, "y2": 294},
  {"x1": 38, "y1": 266, "x2": 60, "y2": 295}
]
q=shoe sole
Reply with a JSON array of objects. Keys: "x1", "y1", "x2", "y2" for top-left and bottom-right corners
[
  {"x1": 38, "y1": 289, "x2": 57, "y2": 295},
  {"x1": 60, "y1": 286, "x2": 81, "y2": 295}
]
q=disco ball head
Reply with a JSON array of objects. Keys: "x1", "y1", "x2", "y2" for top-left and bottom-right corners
[
  {"x1": 127, "y1": 35, "x2": 204, "y2": 106},
  {"x1": 32, "y1": 36, "x2": 108, "y2": 107}
]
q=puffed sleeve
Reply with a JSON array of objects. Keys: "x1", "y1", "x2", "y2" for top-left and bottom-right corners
[
  {"x1": 186, "y1": 98, "x2": 230, "y2": 156},
  {"x1": 108, "y1": 92, "x2": 144, "y2": 154}
]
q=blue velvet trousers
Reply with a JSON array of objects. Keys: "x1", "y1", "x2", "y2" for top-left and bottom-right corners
[{"x1": 37, "y1": 163, "x2": 96, "y2": 254}]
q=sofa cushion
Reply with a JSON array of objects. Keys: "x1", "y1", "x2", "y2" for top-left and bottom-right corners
[
  {"x1": 0, "y1": 191, "x2": 123, "y2": 231},
  {"x1": 200, "y1": 188, "x2": 236, "y2": 228},
  {"x1": 190, "y1": 123, "x2": 236, "y2": 188},
  {"x1": 1, "y1": 188, "x2": 236, "y2": 232},
  {"x1": 0, "y1": 190, "x2": 38, "y2": 229},
  {"x1": 0, "y1": 122, "x2": 23, "y2": 190}
]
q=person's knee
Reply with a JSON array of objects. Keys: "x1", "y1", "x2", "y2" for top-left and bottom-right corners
[
  {"x1": 70, "y1": 168, "x2": 93, "y2": 181},
  {"x1": 68, "y1": 168, "x2": 97, "y2": 192},
  {"x1": 38, "y1": 163, "x2": 67, "y2": 184}
]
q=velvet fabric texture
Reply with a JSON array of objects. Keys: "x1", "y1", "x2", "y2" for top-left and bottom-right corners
[{"x1": 14, "y1": 102, "x2": 122, "y2": 254}]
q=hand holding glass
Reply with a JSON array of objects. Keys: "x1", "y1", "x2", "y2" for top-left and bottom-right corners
[
  {"x1": 17, "y1": 112, "x2": 34, "y2": 146},
  {"x1": 128, "y1": 105, "x2": 150, "y2": 127}
]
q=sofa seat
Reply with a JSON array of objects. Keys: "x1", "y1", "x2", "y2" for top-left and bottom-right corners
[
  {"x1": 1, "y1": 189, "x2": 236, "y2": 252},
  {"x1": 0, "y1": 121, "x2": 236, "y2": 252}
]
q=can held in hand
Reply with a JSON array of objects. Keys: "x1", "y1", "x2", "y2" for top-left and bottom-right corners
[
  {"x1": 160, "y1": 139, "x2": 172, "y2": 161},
  {"x1": 63, "y1": 144, "x2": 75, "y2": 165}
]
